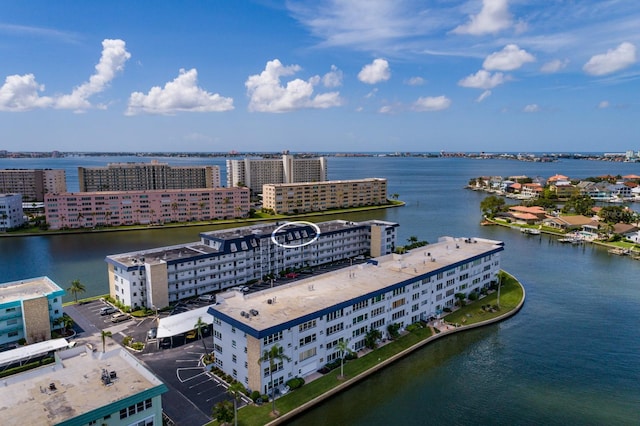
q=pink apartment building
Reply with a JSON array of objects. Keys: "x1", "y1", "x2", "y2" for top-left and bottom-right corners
[{"x1": 45, "y1": 187, "x2": 250, "y2": 230}]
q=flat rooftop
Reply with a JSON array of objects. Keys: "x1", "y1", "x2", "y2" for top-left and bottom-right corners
[
  {"x1": 0, "y1": 276, "x2": 63, "y2": 304},
  {"x1": 107, "y1": 220, "x2": 396, "y2": 267},
  {"x1": 0, "y1": 347, "x2": 166, "y2": 425},
  {"x1": 212, "y1": 237, "x2": 503, "y2": 332}
]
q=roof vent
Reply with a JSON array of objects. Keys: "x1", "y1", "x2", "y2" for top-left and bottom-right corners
[
  {"x1": 267, "y1": 299, "x2": 273, "y2": 304},
  {"x1": 250, "y1": 309, "x2": 259, "y2": 316},
  {"x1": 240, "y1": 311, "x2": 247, "y2": 317}
]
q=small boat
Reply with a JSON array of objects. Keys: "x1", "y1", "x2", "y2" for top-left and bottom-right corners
[
  {"x1": 520, "y1": 228, "x2": 541, "y2": 235},
  {"x1": 608, "y1": 248, "x2": 630, "y2": 256},
  {"x1": 558, "y1": 236, "x2": 582, "y2": 244}
]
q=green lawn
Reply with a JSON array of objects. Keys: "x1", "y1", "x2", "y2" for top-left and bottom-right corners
[{"x1": 444, "y1": 272, "x2": 523, "y2": 326}]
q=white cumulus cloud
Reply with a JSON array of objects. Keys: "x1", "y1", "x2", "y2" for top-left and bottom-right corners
[
  {"x1": 358, "y1": 59, "x2": 391, "y2": 84},
  {"x1": 598, "y1": 100, "x2": 610, "y2": 109},
  {"x1": 540, "y1": 59, "x2": 569, "y2": 73},
  {"x1": 523, "y1": 104, "x2": 539, "y2": 113},
  {"x1": 406, "y1": 76, "x2": 425, "y2": 86},
  {"x1": 476, "y1": 90, "x2": 492, "y2": 102},
  {"x1": 245, "y1": 59, "x2": 342, "y2": 113},
  {"x1": 322, "y1": 65, "x2": 343, "y2": 88},
  {"x1": 583, "y1": 42, "x2": 637, "y2": 76},
  {"x1": 483, "y1": 44, "x2": 535, "y2": 71},
  {"x1": 55, "y1": 39, "x2": 131, "y2": 111},
  {"x1": 453, "y1": 0, "x2": 514, "y2": 35},
  {"x1": 126, "y1": 68, "x2": 234, "y2": 115},
  {"x1": 458, "y1": 70, "x2": 506, "y2": 89},
  {"x1": 413, "y1": 96, "x2": 452, "y2": 111},
  {"x1": 0, "y1": 74, "x2": 53, "y2": 111}
]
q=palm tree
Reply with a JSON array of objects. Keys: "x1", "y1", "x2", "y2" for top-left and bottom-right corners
[
  {"x1": 194, "y1": 316, "x2": 209, "y2": 353},
  {"x1": 101, "y1": 330, "x2": 112, "y2": 353},
  {"x1": 67, "y1": 279, "x2": 86, "y2": 304},
  {"x1": 227, "y1": 382, "x2": 245, "y2": 426},
  {"x1": 258, "y1": 343, "x2": 291, "y2": 416},
  {"x1": 53, "y1": 314, "x2": 74, "y2": 336},
  {"x1": 335, "y1": 339, "x2": 353, "y2": 379}
]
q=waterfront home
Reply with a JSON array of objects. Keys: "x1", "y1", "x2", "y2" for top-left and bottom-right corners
[
  {"x1": 520, "y1": 183, "x2": 543, "y2": 199},
  {"x1": 542, "y1": 215, "x2": 596, "y2": 231},
  {"x1": 577, "y1": 181, "x2": 612, "y2": 201},
  {"x1": 506, "y1": 206, "x2": 547, "y2": 225},
  {"x1": 612, "y1": 223, "x2": 640, "y2": 242}
]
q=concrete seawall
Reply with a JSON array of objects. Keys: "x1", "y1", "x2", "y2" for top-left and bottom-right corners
[{"x1": 267, "y1": 275, "x2": 526, "y2": 425}]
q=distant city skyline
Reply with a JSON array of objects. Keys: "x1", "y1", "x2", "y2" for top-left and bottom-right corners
[{"x1": 1, "y1": 1, "x2": 639, "y2": 153}]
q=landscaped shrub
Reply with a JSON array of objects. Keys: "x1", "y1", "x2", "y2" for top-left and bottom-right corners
[
  {"x1": 286, "y1": 377, "x2": 305, "y2": 390},
  {"x1": 131, "y1": 342, "x2": 144, "y2": 350},
  {"x1": 405, "y1": 322, "x2": 423, "y2": 333},
  {"x1": 122, "y1": 336, "x2": 133, "y2": 346},
  {"x1": 344, "y1": 351, "x2": 358, "y2": 361},
  {"x1": 250, "y1": 390, "x2": 261, "y2": 402}
]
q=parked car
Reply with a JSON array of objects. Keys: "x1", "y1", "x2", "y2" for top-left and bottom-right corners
[
  {"x1": 147, "y1": 327, "x2": 157, "y2": 339},
  {"x1": 285, "y1": 272, "x2": 299, "y2": 279},
  {"x1": 198, "y1": 294, "x2": 215, "y2": 303},
  {"x1": 110, "y1": 313, "x2": 130, "y2": 323},
  {"x1": 100, "y1": 306, "x2": 117, "y2": 316},
  {"x1": 186, "y1": 330, "x2": 197, "y2": 340}
]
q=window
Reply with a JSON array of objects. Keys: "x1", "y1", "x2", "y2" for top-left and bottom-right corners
[
  {"x1": 371, "y1": 318, "x2": 385, "y2": 329},
  {"x1": 392, "y1": 298, "x2": 405, "y2": 309},
  {"x1": 232, "y1": 354, "x2": 237, "y2": 363},
  {"x1": 392, "y1": 287, "x2": 405, "y2": 296},
  {"x1": 352, "y1": 325, "x2": 367, "y2": 337},
  {"x1": 371, "y1": 294, "x2": 385, "y2": 304},
  {"x1": 391, "y1": 310, "x2": 405, "y2": 321},
  {"x1": 353, "y1": 299, "x2": 369, "y2": 311},
  {"x1": 371, "y1": 306, "x2": 384, "y2": 317},
  {"x1": 299, "y1": 334, "x2": 317, "y2": 347},
  {"x1": 263, "y1": 331, "x2": 283, "y2": 345},
  {"x1": 299, "y1": 319, "x2": 316, "y2": 332},
  {"x1": 326, "y1": 308, "x2": 344, "y2": 321},
  {"x1": 299, "y1": 347, "x2": 317, "y2": 361},
  {"x1": 352, "y1": 313, "x2": 368, "y2": 325},
  {"x1": 326, "y1": 323, "x2": 344, "y2": 335}
]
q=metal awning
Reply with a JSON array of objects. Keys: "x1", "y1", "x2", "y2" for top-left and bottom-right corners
[
  {"x1": 156, "y1": 306, "x2": 213, "y2": 339},
  {"x1": 0, "y1": 338, "x2": 69, "y2": 368}
]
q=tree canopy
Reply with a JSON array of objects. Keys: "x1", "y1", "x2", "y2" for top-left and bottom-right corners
[{"x1": 480, "y1": 195, "x2": 506, "y2": 218}]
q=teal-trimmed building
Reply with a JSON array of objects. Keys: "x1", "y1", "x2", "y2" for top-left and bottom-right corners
[
  {"x1": 0, "y1": 276, "x2": 65, "y2": 349},
  {"x1": 1, "y1": 345, "x2": 168, "y2": 426}
]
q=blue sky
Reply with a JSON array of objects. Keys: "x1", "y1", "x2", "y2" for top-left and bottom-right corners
[{"x1": 1, "y1": 0, "x2": 639, "y2": 153}]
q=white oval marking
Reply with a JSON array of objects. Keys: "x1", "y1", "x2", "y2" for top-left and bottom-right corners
[{"x1": 270, "y1": 221, "x2": 321, "y2": 249}]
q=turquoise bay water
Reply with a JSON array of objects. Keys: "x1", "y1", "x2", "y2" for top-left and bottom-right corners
[{"x1": 1, "y1": 156, "x2": 639, "y2": 424}]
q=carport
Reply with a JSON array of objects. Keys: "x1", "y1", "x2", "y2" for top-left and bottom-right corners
[
  {"x1": 156, "y1": 306, "x2": 213, "y2": 348},
  {"x1": 0, "y1": 338, "x2": 70, "y2": 371}
]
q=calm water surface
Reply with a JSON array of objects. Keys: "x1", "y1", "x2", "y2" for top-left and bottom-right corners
[{"x1": 1, "y1": 156, "x2": 639, "y2": 424}]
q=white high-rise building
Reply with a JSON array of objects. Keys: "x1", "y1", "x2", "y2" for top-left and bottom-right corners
[
  {"x1": 0, "y1": 193, "x2": 25, "y2": 231},
  {"x1": 226, "y1": 154, "x2": 327, "y2": 195}
]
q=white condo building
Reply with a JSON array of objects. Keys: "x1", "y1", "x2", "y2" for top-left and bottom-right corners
[
  {"x1": 226, "y1": 154, "x2": 327, "y2": 195},
  {"x1": 0, "y1": 193, "x2": 25, "y2": 231},
  {"x1": 207, "y1": 237, "x2": 504, "y2": 394},
  {"x1": 105, "y1": 220, "x2": 398, "y2": 310}
]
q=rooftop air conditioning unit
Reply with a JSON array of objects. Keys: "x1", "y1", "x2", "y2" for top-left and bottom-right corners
[{"x1": 267, "y1": 299, "x2": 273, "y2": 304}]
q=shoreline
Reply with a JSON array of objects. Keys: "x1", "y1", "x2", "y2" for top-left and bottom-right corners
[
  {"x1": 257, "y1": 274, "x2": 526, "y2": 426},
  {"x1": 0, "y1": 202, "x2": 404, "y2": 238}
]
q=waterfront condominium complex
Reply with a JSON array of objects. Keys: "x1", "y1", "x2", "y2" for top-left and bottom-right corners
[
  {"x1": 0, "y1": 168, "x2": 67, "y2": 201},
  {"x1": 0, "y1": 193, "x2": 25, "y2": 231},
  {"x1": 45, "y1": 187, "x2": 250, "y2": 230},
  {"x1": 1, "y1": 345, "x2": 168, "y2": 426},
  {"x1": 226, "y1": 154, "x2": 328, "y2": 195},
  {"x1": 77, "y1": 160, "x2": 221, "y2": 192},
  {"x1": 207, "y1": 236, "x2": 504, "y2": 394},
  {"x1": 262, "y1": 178, "x2": 388, "y2": 214},
  {"x1": 0, "y1": 276, "x2": 65, "y2": 349},
  {"x1": 105, "y1": 219, "x2": 398, "y2": 310}
]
